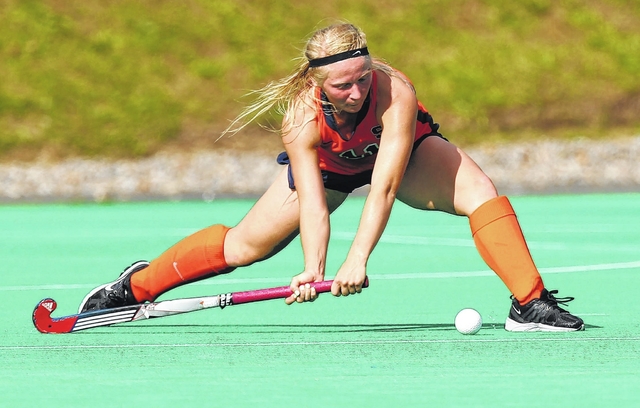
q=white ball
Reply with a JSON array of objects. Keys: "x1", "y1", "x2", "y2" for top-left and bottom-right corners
[{"x1": 455, "y1": 308, "x2": 482, "y2": 335}]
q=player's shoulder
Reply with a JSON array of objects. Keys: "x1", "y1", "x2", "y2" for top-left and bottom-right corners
[
  {"x1": 281, "y1": 88, "x2": 322, "y2": 146},
  {"x1": 283, "y1": 87, "x2": 316, "y2": 119},
  {"x1": 374, "y1": 67, "x2": 417, "y2": 108}
]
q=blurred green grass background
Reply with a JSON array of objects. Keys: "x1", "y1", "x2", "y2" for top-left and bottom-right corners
[{"x1": 1, "y1": 0, "x2": 639, "y2": 160}]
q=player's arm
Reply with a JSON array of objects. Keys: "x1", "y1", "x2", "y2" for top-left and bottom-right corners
[
  {"x1": 281, "y1": 97, "x2": 329, "y2": 304},
  {"x1": 334, "y1": 72, "x2": 417, "y2": 295}
]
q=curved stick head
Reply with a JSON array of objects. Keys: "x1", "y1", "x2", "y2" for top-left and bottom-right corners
[{"x1": 32, "y1": 298, "x2": 77, "y2": 334}]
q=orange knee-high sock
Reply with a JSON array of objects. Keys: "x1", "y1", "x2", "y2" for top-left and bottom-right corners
[
  {"x1": 469, "y1": 196, "x2": 544, "y2": 305},
  {"x1": 129, "y1": 224, "x2": 235, "y2": 302}
]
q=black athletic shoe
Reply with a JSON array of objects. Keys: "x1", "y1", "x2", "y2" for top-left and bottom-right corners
[
  {"x1": 78, "y1": 260, "x2": 149, "y2": 313},
  {"x1": 505, "y1": 288, "x2": 585, "y2": 332}
]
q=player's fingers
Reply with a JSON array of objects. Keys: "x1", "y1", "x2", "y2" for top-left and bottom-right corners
[
  {"x1": 309, "y1": 285, "x2": 317, "y2": 302},
  {"x1": 355, "y1": 280, "x2": 364, "y2": 293},
  {"x1": 284, "y1": 291, "x2": 298, "y2": 305},
  {"x1": 296, "y1": 287, "x2": 304, "y2": 303},
  {"x1": 289, "y1": 278, "x2": 301, "y2": 294},
  {"x1": 303, "y1": 283, "x2": 312, "y2": 301},
  {"x1": 331, "y1": 281, "x2": 341, "y2": 297},
  {"x1": 285, "y1": 288, "x2": 301, "y2": 305}
]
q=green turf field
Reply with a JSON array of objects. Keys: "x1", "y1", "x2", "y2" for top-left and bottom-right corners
[{"x1": 1, "y1": 193, "x2": 639, "y2": 407}]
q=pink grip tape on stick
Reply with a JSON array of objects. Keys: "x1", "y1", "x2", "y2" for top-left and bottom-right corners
[{"x1": 233, "y1": 277, "x2": 370, "y2": 304}]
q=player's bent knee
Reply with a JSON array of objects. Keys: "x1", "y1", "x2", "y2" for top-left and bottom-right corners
[
  {"x1": 456, "y1": 174, "x2": 499, "y2": 216},
  {"x1": 224, "y1": 205, "x2": 301, "y2": 266},
  {"x1": 223, "y1": 239, "x2": 266, "y2": 267},
  {"x1": 224, "y1": 231, "x2": 296, "y2": 268},
  {"x1": 475, "y1": 173, "x2": 498, "y2": 198}
]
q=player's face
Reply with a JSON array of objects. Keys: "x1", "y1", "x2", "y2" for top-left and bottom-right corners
[{"x1": 321, "y1": 57, "x2": 373, "y2": 114}]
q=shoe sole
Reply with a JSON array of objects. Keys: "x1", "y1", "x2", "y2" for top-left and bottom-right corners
[
  {"x1": 505, "y1": 318, "x2": 585, "y2": 332},
  {"x1": 77, "y1": 261, "x2": 149, "y2": 313}
]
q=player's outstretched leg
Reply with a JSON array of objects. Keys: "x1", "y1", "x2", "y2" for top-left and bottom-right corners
[{"x1": 78, "y1": 168, "x2": 348, "y2": 314}]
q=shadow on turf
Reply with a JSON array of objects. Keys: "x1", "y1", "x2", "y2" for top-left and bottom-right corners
[
  {"x1": 80, "y1": 322, "x2": 602, "y2": 334},
  {"x1": 92, "y1": 323, "x2": 493, "y2": 334}
]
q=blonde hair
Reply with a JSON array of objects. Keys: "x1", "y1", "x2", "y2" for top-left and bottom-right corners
[{"x1": 222, "y1": 23, "x2": 396, "y2": 137}]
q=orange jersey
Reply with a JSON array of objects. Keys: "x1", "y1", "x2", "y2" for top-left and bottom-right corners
[{"x1": 314, "y1": 70, "x2": 439, "y2": 175}]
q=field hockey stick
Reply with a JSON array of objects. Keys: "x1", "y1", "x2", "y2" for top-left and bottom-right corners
[{"x1": 32, "y1": 278, "x2": 369, "y2": 334}]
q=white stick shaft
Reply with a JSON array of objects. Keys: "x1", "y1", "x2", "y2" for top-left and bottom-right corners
[{"x1": 133, "y1": 295, "x2": 221, "y2": 319}]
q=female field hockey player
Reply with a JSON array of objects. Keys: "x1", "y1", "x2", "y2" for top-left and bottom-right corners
[{"x1": 80, "y1": 23, "x2": 584, "y2": 332}]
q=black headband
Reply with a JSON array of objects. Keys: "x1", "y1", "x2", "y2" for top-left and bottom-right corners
[{"x1": 308, "y1": 47, "x2": 369, "y2": 68}]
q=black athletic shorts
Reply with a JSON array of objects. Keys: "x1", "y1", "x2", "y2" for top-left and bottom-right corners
[{"x1": 277, "y1": 130, "x2": 446, "y2": 194}]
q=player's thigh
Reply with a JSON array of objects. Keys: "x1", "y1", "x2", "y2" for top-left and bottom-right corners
[
  {"x1": 396, "y1": 136, "x2": 497, "y2": 216},
  {"x1": 224, "y1": 168, "x2": 347, "y2": 266}
]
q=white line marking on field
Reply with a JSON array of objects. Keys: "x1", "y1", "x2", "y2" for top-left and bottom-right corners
[
  {"x1": 0, "y1": 283, "x2": 96, "y2": 291},
  {"x1": 367, "y1": 260, "x2": 640, "y2": 280},
  {"x1": 333, "y1": 232, "x2": 638, "y2": 252},
  {"x1": 1, "y1": 336, "x2": 639, "y2": 351},
  {"x1": 2, "y1": 261, "x2": 639, "y2": 291},
  {"x1": 333, "y1": 232, "x2": 475, "y2": 247}
]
